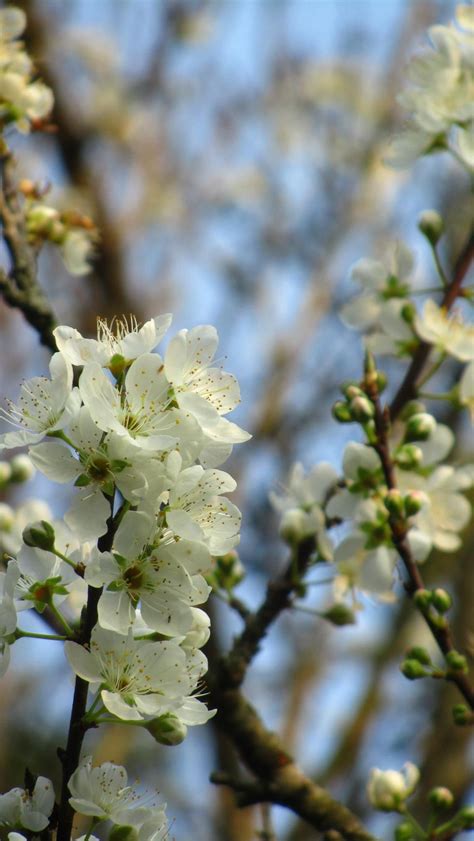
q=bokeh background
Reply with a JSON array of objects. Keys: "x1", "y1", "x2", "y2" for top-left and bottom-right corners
[{"x1": 0, "y1": 1, "x2": 472, "y2": 840}]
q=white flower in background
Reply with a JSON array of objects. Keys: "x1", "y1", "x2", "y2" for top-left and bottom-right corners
[
  {"x1": 333, "y1": 532, "x2": 397, "y2": 602},
  {"x1": 60, "y1": 229, "x2": 94, "y2": 275},
  {"x1": 0, "y1": 354, "x2": 80, "y2": 450},
  {"x1": 367, "y1": 762, "x2": 420, "y2": 811},
  {"x1": 459, "y1": 360, "x2": 474, "y2": 418},
  {"x1": 326, "y1": 442, "x2": 382, "y2": 520},
  {"x1": 365, "y1": 298, "x2": 416, "y2": 357},
  {"x1": 386, "y1": 8, "x2": 474, "y2": 167},
  {"x1": 270, "y1": 461, "x2": 338, "y2": 557},
  {"x1": 164, "y1": 324, "x2": 251, "y2": 444},
  {"x1": 414, "y1": 299, "x2": 474, "y2": 361},
  {"x1": 0, "y1": 499, "x2": 52, "y2": 558},
  {"x1": 68, "y1": 756, "x2": 168, "y2": 830},
  {"x1": 0, "y1": 560, "x2": 20, "y2": 677},
  {"x1": 0, "y1": 777, "x2": 55, "y2": 831},
  {"x1": 65, "y1": 625, "x2": 208, "y2": 721},
  {"x1": 54, "y1": 314, "x2": 172, "y2": 368},
  {"x1": 85, "y1": 510, "x2": 210, "y2": 635},
  {"x1": 79, "y1": 355, "x2": 186, "y2": 452},
  {"x1": 399, "y1": 465, "x2": 473, "y2": 554}
]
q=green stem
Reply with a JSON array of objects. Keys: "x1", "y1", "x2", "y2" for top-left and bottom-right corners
[
  {"x1": 430, "y1": 244, "x2": 449, "y2": 288},
  {"x1": 48, "y1": 603, "x2": 75, "y2": 637},
  {"x1": 16, "y1": 628, "x2": 67, "y2": 641},
  {"x1": 402, "y1": 808, "x2": 427, "y2": 839}
]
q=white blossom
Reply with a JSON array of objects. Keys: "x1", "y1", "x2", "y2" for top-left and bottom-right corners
[
  {"x1": 54, "y1": 314, "x2": 172, "y2": 368},
  {"x1": 367, "y1": 762, "x2": 420, "y2": 811},
  {"x1": 333, "y1": 532, "x2": 397, "y2": 602},
  {"x1": 271, "y1": 461, "x2": 338, "y2": 557},
  {"x1": 0, "y1": 777, "x2": 55, "y2": 831},
  {"x1": 459, "y1": 360, "x2": 474, "y2": 418},
  {"x1": 414, "y1": 299, "x2": 474, "y2": 361},
  {"x1": 0, "y1": 560, "x2": 20, "y2": 677}
]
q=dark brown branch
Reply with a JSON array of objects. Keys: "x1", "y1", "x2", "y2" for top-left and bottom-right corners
[
  {"x1": 368, "y1": 377, "x2": 474, "y2": 709},
  {"x1": 390, "y1": 231, "x2": 474, "y2": 420},
  {"x1": 0, "y1": 150, "x2": 57, "y2": 350}
]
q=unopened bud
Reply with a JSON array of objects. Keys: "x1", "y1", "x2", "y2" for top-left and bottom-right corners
[
  {"x1": 418, "y1": 210, "x2": 444, "y2": 245},
  {"x1": 400, "y1": 659, "x2": 427, "y2": 680},
  {"x1": 109, "y1": 827, "x2": 138, "y2": 841},
  {"x1": 452, "y1": 703, "x2": 471, "y2": 726},
  {"x1": 145, "y1": 713, "x2": 188, "y2": 746},
  {"x1": 404, "y1": 491, "x2": 425, "y2": 517},
  {"x1": 322, "y1": 603, "x2": 356, "y2": 626},
  {"x1": 332, "y1": 401, "x2": 353, "y2": 423},
  {"x1": 22, "y1": 520, "x2": 55, "y2": 551},
  {"x1": 350, "y1": 395, "x2": 374, "y2": 422},
  {"x1": 384, "y1": 489, "x2": 405, "y2": 517},
  {"x1": 428, "y1": 787, "x2": 454, "y2": 810},
  {"x1": 0, "y1": 503, "x2": 14, "y2": 530},
  {"x1": 431, "y1": 588, "x2": 452, "y2": 613},
  {"x1": 459, "y1": 806, "x2": 474, "y2": 829},
  {"x1": 413, "y1": 589, "x2": 432, "y2": 611},
  {"x1": 405, "y1": 646, "x2": 431, "y2": 666},
  {"x1": 10, "y1": 454, "x2": 36, "y2": 483},
  {"x1": 401, "y1": 302, "x2": 416, "y2": 324},
  {"x1": 279, "y1": 508, "x2": 313, "y2": 544},
  {"x1": 0, "y1": 462, "x2": 12, "y2": 485},
  {"x1": 400, "y1": 400, "x2": 426, "y2": 420},
  {"x1": 395, "y1": 444, "x2": 423, "y2": 470},
  {"x1": 342, "y1": 382, "x2": 364, "y2": 399},
  {"x1": 405, "y1": 412, "x2": 436, "y2": 442},
  {"x1": 445, "y1": 651, "x2": 468, "y2": 673},
  {"x1": 395, "y1": 823, "x2": 416, "y2": 841}
]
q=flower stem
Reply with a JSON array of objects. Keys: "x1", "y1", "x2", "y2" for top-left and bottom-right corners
[{"x1": 16, "y1": 628, "x2": 67, "y2": 641}]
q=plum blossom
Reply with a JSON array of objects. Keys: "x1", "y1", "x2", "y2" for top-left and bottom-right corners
[
  {"x1": 367, "y1": 762, "x2": 420, "y2": 811},
  {"x1": 0, "y1": 777, "x2": 55, "y2": 831},
  {"x1": 54, "y1": 314, "x2": 172, "y2": 367},
  {"x1": 414, "y1": 299, "x2": 474, "y2": 361},
  {"x1": 0, "y1": 560, "x2": 20, "y2": 677},
  {"x1": 0, "y1": 354, "x2": 80, "y2": 450},
  {"x1": 333, "y1": 531, "x2": 397, "y2": 602}
]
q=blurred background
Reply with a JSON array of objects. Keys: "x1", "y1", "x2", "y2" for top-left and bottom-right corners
[{"x1": 0, "y1": 1, "x2": 472, "y2": 839}]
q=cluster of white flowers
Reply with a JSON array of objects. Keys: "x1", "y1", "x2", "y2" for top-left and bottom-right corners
[
  {"x1": 0, "y1": 7, "x2": 53, "y2": 133},
  {"x1": 25, "y1": 200, "x2": 97, "y2": 276},
  {"x1": 0, "y1": 313, "x2": 250, "y2": 835},
  {"x1": 387, "y1": 4, "x2": 474, "y2": 169}
]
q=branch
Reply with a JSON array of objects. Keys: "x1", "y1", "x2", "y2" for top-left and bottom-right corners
[
  {"x1": 390, "y1": 231, "x2": 474, "y2": 420},
  {"x1": 0, "y1": 150, "x2": 57, "y2": 350}
]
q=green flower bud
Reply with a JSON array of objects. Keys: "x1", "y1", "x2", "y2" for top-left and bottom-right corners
[
  {"x1": 418, "y1": 209, "x2": 444, "y2": 245},
  {"x1": 459, "y1": 806, "x2": 474, "y2": 829},
  {"x1": 431, "y1": 588, "x2": 452, "y2": 613},
  {"x1": 344, "y1": 384, "x2": 364, "y2": 400},
  {"x1": 400, "y1": 400, "x2": 426, "y2": 421},
  {"x1": 413, "y1": 589, "x2": 432, "y2": 611},
  {"x1": 109, "y1": 827, "x2": 138, "y2": 841},
  {"x1": 0, "y1": 503, "x2": 14, "y2": 531},
  {"x1": 452, "y1": 703, "x2": 471, "y2": 726},
  {"x1": 401, "y1": 302, "x2": 416, "y2": 324},
  {"x1": 10, "y1": 453, "x2": 36, "y2": 483},
  {"x1": 216, "y1": 550, "x2": 245, "y2": 589},
  {"x1": 395, "y1": 823, "x2": 417, "y2": 841},
  {"x1": 332, "y1": 401, "x2": 353, "y2": 423},
  {"x1": 395, "y1": 444, "x2": 423, "y2": 470},
  {"x1": 400, "y1": 659, "x2": 427, "y2": 680},
  {"x1": 0, "y1": 461, "x2": 12, "y2": 486},
  {"x1": 403, "y1": 491, "x2": 425, "y2": 517},
  {"x1": 22, "y1": 520, "x2": 55, "y2": 551},
  {"x1": 405, "y1": 412, "x2": 436, "y2": 442},
  {"x1": 405, "y1": 646, "x2": 431, "y2": 666},
  {"x1": 384, "y1": 489, "x2": 405, "y2": 517},
  {"x1": 145, "y1": 713, "x2": 188, "y2": 746},
  {"x1": 428, "y1": 787, "x2": 454, "y2": 810},
  {"x1": 376, "y1": 371, "x2": 388, "y2": 392},
  {"x1": 322, "y1": 603, "x2": 356, "y2": 626},
  {"x1": 445, "y1": 651, "x2": 468, "y2": 673},
  {"x1": 350, "y1": 395, "x2": 375, "y2": 422}
]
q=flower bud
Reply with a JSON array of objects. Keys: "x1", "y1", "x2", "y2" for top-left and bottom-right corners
[
  {"x1": 413, "y1": 589, "x2": 432, "y2": 611},
  {"x1": 401, "y1": 302, "x2": 416, "y2": 324},
  {"x1": 400, "y1": 400, "x2": 426, "y2": 420},
  {"x1": 405, "y1": 412, "x2": 436, "y2": 442},
  {"x1": 145, "y1": 713, "x2": 188, "y2": 746},
  {"x1": 10, "y1": 453, "x2": 36, "y2": 483},
  {"x1": 22, "y1": 520, "x2": 55, "y2": 551},
  {"x1": 0, "y1": 503, "x2": 14, "y2": 531},
  {"x1": 418, "y1": 210, "x2": 444, "y2": 245},
  {"x1": 400, "y1": 659, "x2": 427, "y2": 680},
  {"x1": 279, "y1": 508, "x2": 311, "y2": 543},
  {"x1": 431, "y1": 588, "x2": 452, "y2": 613},
  {"x1": 459, "y1": 806, "x2": 474, "y2": 829},
  {"x1": 109, "y1": 827, "x2": 138, "y2": 841},
  {"x1": 395, "y1": 823, "x2": 416, "y2": 841},
  {"x1": 367, "y1": 763, "x2": 419, "y2": 812},
  {"x1": 322, "y1": 603, "x2": 356, "y2": 626},
  {"x1": 452, "y1": 703, "x2": 470, "y2": 726},
  {"x1": 395, "y1": 444, "x2": 423, "y2": 470},
  {"x1": 332, "y1": 401, "x2": 353, "y2": 423},
  {"x1": 405, "y1": 646, "x2": 431, "y2": 666},
  {"x1": 341, "y1": 382, "x2": 363, "y2": 399},
  {"x1": 384, "y1": 489, "x2": 405, "y2": 517},
  {"x1": 445, "y1": 651, "x2": 468, "y2": 673},
  {"x1": 0, "y1": 461, "x2": 12, "y2": 486},
  {"x1": 404, "y1": 491, "x2": 425, "y2": 517},
  {"x1": 181, "y1": 608, "x2": 210, "y2": 649},
  {"x1": 428, "y1": 787, "x2": 454, "y2": 810},
  {"x1": 350, "y1": 395, "x2": 375, "y2": 422}
]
